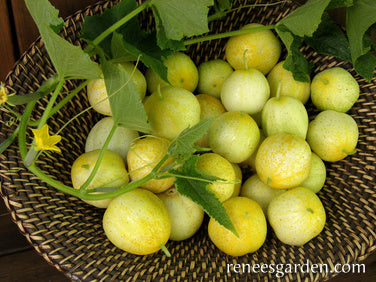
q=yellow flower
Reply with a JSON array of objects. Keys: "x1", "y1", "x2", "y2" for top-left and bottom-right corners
[
  {"x1": 31, "y1": 124, "x2": 62, "y2": 152},
  {"x1": 0, "y1": 83, "x2": 8, "y2": 105}
]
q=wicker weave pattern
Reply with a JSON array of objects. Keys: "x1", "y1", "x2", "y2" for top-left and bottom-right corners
[{"x1": 1, "y1": 0, "x2": 376, "y2": 281}]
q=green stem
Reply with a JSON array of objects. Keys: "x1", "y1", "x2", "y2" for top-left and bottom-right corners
[
  {"x1": 19, "y1": 103, "x2": 149, "y2": 200},
  {"x1": 83, "y1": 174, "x2": 155, "y2": 200},
  {"x1": 79, "y1": 122, "x2": 118, "y2": 192},
  {"x1": 156, "y1": 84, "x2": 163, "y2": 100},
  {"x1": 0, "y1": 125, "x2": 20, "y2": 154},
  {"x1": 36, "y1": 79, "x2": 65, "y2": 130},
  {"x1": 267, "y1": 177, "x2": 272, "y2": 186},
  {"x1": 17, "y1": 103, "x2": 175, "y2": 201},
  {"x1": 57, "y1": 61, "x2": 143, "y2": 136},
  {"x1": 207, "y1": 11, "x2": 226, "y2": 22},
  {"x1": 276, "y1": 81, "x2": 282, "y2": 100},
  {"x1": 85, "y1": 0, "x2": 152, "y2": 52},
  {"x1": 81, "y1": 154, "x2": 172, "y2": 200},
  {"x1": 243, "y1": 49, "x2": 249, "y2": 71},
  {"x1": 152, "y1": 154, "x2": 170, "y2": 174},
  {"x1": 343, "y1": 149, "x2": 357, "y2": 155},
  {"x1": 19, "y1": 105, "x2": 154, "y2": 200},
  {"x1": 18, "y1": 101, "x2": 82, "y2": 197},
  {"x1": 183, "y1": 25, "x2": 276, "y2": 46},
  {"x1": 317, "y1": 77, "x2": 329, "y2": 85},
  {"x1": 166, "y1": 172, "x2": 215, "y2": 184},
  {"x1": 24, "y1": 79, "x2": 64, "y2": 165},
  {"x1": 160, "y1": 244, "x2": 171, "y2": 257},
  {"x1": 29, "y1": 80, "x2": 89, "y2": 127}
]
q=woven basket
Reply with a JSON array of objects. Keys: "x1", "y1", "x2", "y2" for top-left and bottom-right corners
[{"x1": 1, "y1": 0, "x2": 376, "y2": 281}]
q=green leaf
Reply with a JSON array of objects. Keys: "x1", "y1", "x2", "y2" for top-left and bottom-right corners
[
  {"x1": 214, "y1": 0, "x2": 232, "y2": 11},
  {"x1": 101, "y1": 59, "x2": 151, "y2": 133},
  {"x1": 43, "y1": 29, "x2": 102, "y2": 80},
  {"x1": 120, "y1": 31, "x2": 171, "y2": 83},
  {"x1": 25, "y1": 0, "x2": 101, "y2": 80},
  {"x1": 354, "y1": 52, "x2": 376, "y2": 81},
  {"x1": 155, "y1": 30, "x2": 186, "y2": 51},
  {"x1": 168, "y1": 118, "x2": 213, "y2": 160},
  {"x1": 24, "y1": 0, "x2": 64, "y2": 32},
  {"x1": 171, "y1": 155, "x2": 237, "y2": 236},
  {"x1": 151, "y1": 7, "x2": 186, "y2": 51},
  {"x1": 151, "y1": 0, "x2": 213, "y2": 40},
  {"x1": 347, "y1": 0, "x2": 376, "y2": 81},
  {"x1": 276, "y1": 27, "x2": 312, "y2": 82},
  {"x1": 277, "y1": 0, "x2": 331, "y2": 37},
  {"x1": 207, "y1": 0, "x2": 232, "y2": 21},
  {"x1": 111, "y1": 32, "x2": 138, "y2": 63},
  {"x1": 81, "y1": 0, "x2": 139, "y2": 57},
  {"x1": 275, "y1": 0, "x2": 334, "y2": 81},
  {"x1": 304, "y1": 12, "x2": 351, "y2": 62},
  {"x1": 81, "y1": 0, "x2": 170, "y2": 82},
  {"x1": 327, "y1": 0, "x2": 353, "y2": 9},
  {"x1": 7, "y1": 75, "x2": 59, "y2": 105},
  {"x1": 363, "y1": 24, "x2": 376, "y2": 50}
]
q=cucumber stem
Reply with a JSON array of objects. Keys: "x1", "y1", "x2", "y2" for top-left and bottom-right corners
[
  {"x1": 267, "y1": 177, "x2": 272, "y2": 186},
  {"x1": 276, "y1": 81, "x2": 282, "y2": 100},
  {"x1": 243, "y1": 49, "x2": 249, "y2": 71},
  {"x1": 160, "y1": 244, "x2": 171, "y2": 257},
  {"x1": 342, "y1": 148, "x2": 357, "y2": 155},
  {"x1": 157, "y1": 84, "x2": 163, "y2": 100},
  {"x1": 317, "y1": 77, "x2": 329, "y2": 85}
]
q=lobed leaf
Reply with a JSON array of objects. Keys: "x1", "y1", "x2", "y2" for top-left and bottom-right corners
[
  {"x1": 304, "y1": 12, "x2": 351, "y2": 62},
  {"x1": 111, "y1": 32, "x2": 138, "y2": 63},
  {"x1": 101, "y1": 60, "x2": 151, "y2": 133},
  {"x1": 151, "y1": 7, "x2": 186, "y2": 51},
  {"x1": 81, "y1": 0, "x2": 139, "y2": 57},
  {"x1": 81, "y1": 0, "x2": 170, "y2": 83},
  {"x1": 277, "y1": 0, "x2": 331, "y2": 38},
  {"x1": 25, "y1": 0, "x2": 101, "y2": 80},
  {"x1": 346, "y1": 0, "x2": 376, "y2": 81},
  {"x1": 276, "y1": 27, "x2": 312, "y2": 82},
  {"x1": 275, "y1": 0, "x2": 336, "y2": 82},
  {"x1": 171, "y1": 155, "x2": 237, "y2": 236},
  {"x1": 214, "y1": 0, "x2": 232, "y2": 11},
  {"x1": 151, "y1": 0, "x2": 213, "y2": 41},
  {"x1": 120, "y1": 31, "x2": 171, "y2": 83},
  {"x1": 168, "y1": 118, "x2": 213, "y2": 161},
  {"x1": 24, "y1": 0, "x2": 64, "y2": 32}
]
